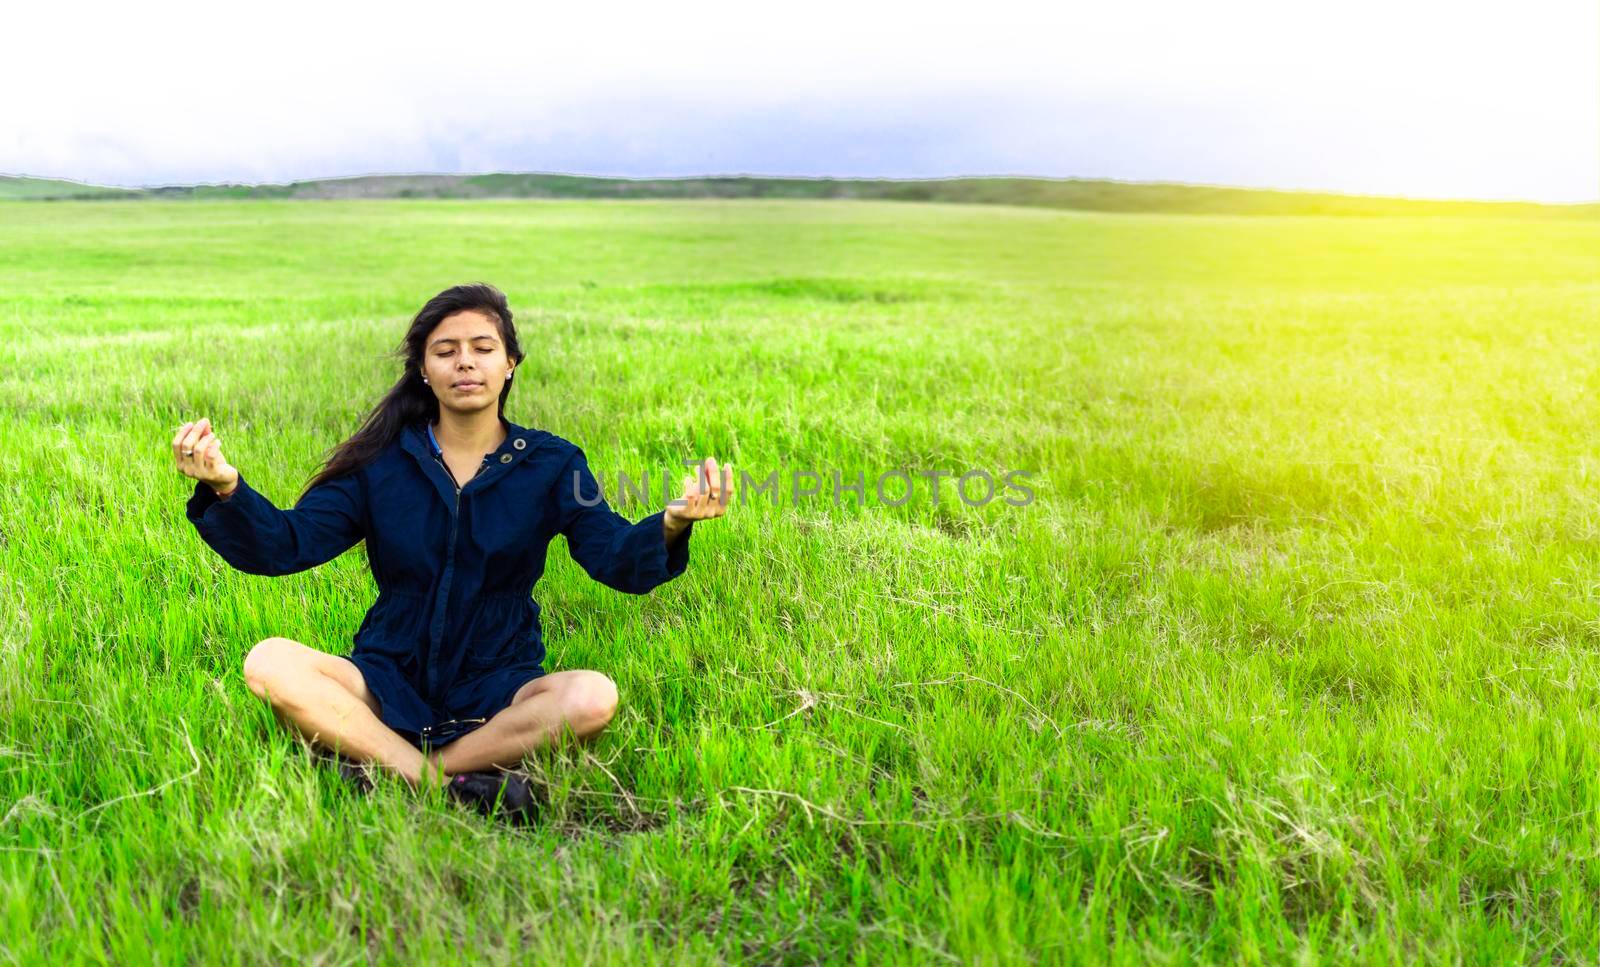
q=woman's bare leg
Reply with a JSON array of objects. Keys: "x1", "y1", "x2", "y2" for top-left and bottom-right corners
[
  {"x1": 436, "y1": 670, "x2": 618, "y2": 775},
  {"x1": 242, "y1": 636, "x2": 446, "y2": 788}
]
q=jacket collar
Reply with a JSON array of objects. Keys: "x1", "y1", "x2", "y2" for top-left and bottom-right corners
[{"x1": 400, "y1": 414, "x2": 549, "y2": 508}]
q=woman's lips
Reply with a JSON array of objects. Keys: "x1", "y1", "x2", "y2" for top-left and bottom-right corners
[{"x1": 453, "y1": 381, "x2": 483, "y2": 391}]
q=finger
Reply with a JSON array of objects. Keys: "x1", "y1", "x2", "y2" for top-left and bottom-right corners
[
  {"x1": 717, "y1": 462, "x2": 732, "y2": 506},
  {"x1": 705, "y1": 457, "x2": 721, "y2": 501},
  {"x1": 203, "y1": 435, "x2": 222, "y2": 471},
  {"x1": 172, "y1": 421, "x2": 194, "y2": 464},
  {"x1": 190, "y1": 430, "x2": 214, "y2": 469},
  {"x1": 180, "y1": 418, "x2": 210, "y2": 459}
]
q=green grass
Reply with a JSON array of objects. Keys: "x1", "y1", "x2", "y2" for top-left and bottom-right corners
[{"x1": 2, "y1": 198, "x2": 1599, "y2": 962}]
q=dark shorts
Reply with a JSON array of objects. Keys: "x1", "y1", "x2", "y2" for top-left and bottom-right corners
[
  {"x1": 406, "y1": 717, "x2": 491, "y2": 753},
  {"x1": 347, "y1": 656, "x2": 546, "y2": 753}
]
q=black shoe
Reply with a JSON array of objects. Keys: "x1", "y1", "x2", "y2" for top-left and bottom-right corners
[
  {"x1": 446, "y1": 771, "x2": 542, "y2": 825},
  {"x1": 309, "y1": 747, "x2": 375, "y2": 794},
  {"x1": 334, "y1": 755, "x2": 376, "y2": 794}
]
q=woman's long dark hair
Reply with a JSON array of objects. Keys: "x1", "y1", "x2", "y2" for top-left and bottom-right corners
[{"x1": 299, "y1": 282, "x2": 525, "y2": 500}]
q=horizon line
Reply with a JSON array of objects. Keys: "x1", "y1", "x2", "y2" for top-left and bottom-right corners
[{"x1": 3, "y1": 168, "x2": 1596, "y2": 208}]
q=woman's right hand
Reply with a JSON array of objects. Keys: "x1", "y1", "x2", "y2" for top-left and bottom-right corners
[{"x1": 173, "y1": 417, "x2": 241, "y2": 496}]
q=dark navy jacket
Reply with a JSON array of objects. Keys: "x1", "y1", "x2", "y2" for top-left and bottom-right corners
[{"x1": 185, "y1": 416, "x2": 692, "y2": 744}]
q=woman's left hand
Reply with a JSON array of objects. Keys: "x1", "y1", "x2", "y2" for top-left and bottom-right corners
[{"x1": 665, "y1": 457, "x2": 730, "y2": 538}]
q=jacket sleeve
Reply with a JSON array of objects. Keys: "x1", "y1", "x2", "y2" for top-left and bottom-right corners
[
  {"x1": 555, "y1": 446, "x2": 691, "y2": 595},
  {"x1": 185, "y1": 470, "x2": 367, "y2": 577}
]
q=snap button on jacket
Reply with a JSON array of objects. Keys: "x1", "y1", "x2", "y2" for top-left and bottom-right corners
[{"x1": 185, "y1": 417, "x2": 693, "y2": 743}]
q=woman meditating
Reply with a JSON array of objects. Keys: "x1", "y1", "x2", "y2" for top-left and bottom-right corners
[{"x1": 173, "y1": 282, "x2": 728, "y2": 822}]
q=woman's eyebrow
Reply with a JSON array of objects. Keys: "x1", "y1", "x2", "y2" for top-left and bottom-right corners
[{"x1": 428, "y1": 335, "x2": 500, "y2": 349}]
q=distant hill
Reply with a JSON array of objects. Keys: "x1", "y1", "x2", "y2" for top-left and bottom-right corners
[
  {"x1": 3, "y1": 171, "x2": 1596, "y2": 218},
  {"x1": 0, "y1": 175, "x2": 140, "y2": 200}
]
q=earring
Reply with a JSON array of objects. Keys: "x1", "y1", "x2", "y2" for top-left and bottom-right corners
[
  {"x1": 506, "y1": 371, "x2": 513, "y2": 379},
  {"x1": 422, "y1": 376, "x2": 429, "y2": 384}
]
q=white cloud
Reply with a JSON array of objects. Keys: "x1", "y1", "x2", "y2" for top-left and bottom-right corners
[{"x1": 2, "y1": 0, "x2": 1594, "y2": 201}]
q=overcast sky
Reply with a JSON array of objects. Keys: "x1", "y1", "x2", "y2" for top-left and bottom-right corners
[{"x1": 4, "y1": 0, "x2": 1595, "y2": 202}]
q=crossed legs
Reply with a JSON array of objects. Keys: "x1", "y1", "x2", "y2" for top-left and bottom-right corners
[{"x1": 241, "y1": 636, "x2": 618, "y2": 787}]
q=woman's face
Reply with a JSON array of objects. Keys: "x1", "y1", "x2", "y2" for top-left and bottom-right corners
[{"x1": 422, "y1": 309, "x2": 514, "y2": 416}]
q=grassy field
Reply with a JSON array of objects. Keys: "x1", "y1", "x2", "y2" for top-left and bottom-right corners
[{"x1": 2, "y1": 198, "x2": 1599, "y2": 962}]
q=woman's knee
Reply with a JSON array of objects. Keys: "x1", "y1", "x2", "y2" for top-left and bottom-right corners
[
  {"x1": 563, "y1": 671, "x2": 619, "y2": 737},
  {"x1": 242, "y1": 636, "x2": 305, "y2": 702}
]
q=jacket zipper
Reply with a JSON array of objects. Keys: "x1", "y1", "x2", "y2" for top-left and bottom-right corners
[
  {"x1": 426, "y1": 448, "x2": 487, "y2": 704},
  {"x1": 432, "y1": 449, "x2": 488, "y2": 502}
]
